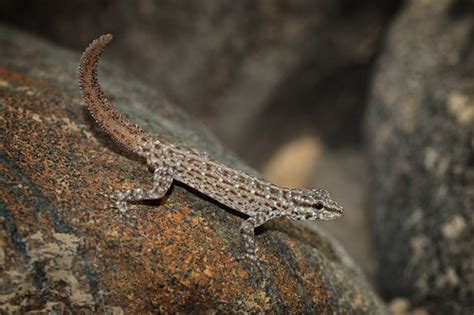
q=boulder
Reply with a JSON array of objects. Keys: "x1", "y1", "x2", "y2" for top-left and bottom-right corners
[
  {"x1": 367, "y1": 1, "x2": 473, "y2": 313},
  {"x1": 0, "y1": 26, "x2": 386, "y2": 313}
]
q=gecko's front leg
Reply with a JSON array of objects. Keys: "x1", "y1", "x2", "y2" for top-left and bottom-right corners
[
  {"x1": 115, "y1": 166, "x2": 175, "y2": 213},
  {"x1": 240, "y1": 207, "x2": 281, "y2": 263}
]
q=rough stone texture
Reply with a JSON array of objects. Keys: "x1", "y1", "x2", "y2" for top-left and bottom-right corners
[
  {"x1": 366, "y1": 1, "x2": 473, "y2": 314},
  {"x1": 0, "y1": 26, "x2": 387, "y2": 313},
  {"x1": 0, "y1": 0, "x2": 404, "y2": 285}
]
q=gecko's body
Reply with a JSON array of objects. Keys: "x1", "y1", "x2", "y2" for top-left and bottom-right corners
[{"x1": 78, "y1": 34, "x2": 343, "y2": 262}]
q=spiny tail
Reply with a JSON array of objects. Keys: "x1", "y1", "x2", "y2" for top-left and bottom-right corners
[{"x1": 78, "y1": 34, "x2": 153, "y2": 155}]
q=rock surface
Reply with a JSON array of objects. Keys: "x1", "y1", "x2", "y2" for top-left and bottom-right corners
[
  {"x1": 0, "y1": 0, "x2": 404, "y2": 287},
  {"x1": 367, "y1": 1, "x2": 473, "y2": 313},
  {"x1": 0, "y1": 26, "x2": 386, "y2": 313}
]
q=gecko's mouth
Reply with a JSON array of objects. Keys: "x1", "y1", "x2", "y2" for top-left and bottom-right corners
[{"x1": 320, "y1": 207, "x2": 344, "y2": 220}]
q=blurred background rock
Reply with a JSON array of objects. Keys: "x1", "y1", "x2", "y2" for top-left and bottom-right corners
[
  {"x1": 1, "y1": 0, "x2": 472, "y2": 313},
  {"x1": 367, "y1": 1, "x2": 473, "y2": 313}
]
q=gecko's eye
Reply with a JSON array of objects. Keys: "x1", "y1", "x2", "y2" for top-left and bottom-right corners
[{"x1": 312, "y1": 202, "x2": 324, "y2": 210}]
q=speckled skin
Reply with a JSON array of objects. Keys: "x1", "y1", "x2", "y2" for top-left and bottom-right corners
[{"x1": 78, "y1": 34, "x2": 344, "y2": 262}]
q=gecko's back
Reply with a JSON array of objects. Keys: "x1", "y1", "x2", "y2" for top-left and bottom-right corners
[{"x1": 149, "y1": 142, "x2": 289, "y2": 217}]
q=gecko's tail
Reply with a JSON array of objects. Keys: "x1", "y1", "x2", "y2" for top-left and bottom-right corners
[{"x1": 78, "y1": 34, "x2": 152, "y2": 155}]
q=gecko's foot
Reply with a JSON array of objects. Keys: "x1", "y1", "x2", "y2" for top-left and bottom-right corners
[
  {"x1": 96, "y1": 192, "x2": 119, "y2": 210},
  {"x1": 99, "y1": 192, "x2": 137, "y2": 218},
  {"x1": 236, "y1": 253, "x2": 268, "y2": 269},
  {"x1": 116, "y1": 200, "x2": 137, "y2": 213},
  {"x1": 114, "y1": 200, "x2": 140, "y2": 221}
]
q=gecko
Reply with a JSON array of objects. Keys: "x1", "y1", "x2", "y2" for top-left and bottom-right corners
[{"x1": 78, "y1": 34, "x2": 344, "y2": 263}]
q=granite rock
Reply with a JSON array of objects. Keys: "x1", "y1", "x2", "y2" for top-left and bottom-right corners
[
  {"x1": 366, "y1": 1, "x2": 473, "y2": 313},
  {"x1": 0, "y1": 26, "x2": 386, "y2": 313}
]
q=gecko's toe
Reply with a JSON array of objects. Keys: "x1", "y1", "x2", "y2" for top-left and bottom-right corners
[
  {"x1": 235, "y1": 253, "x2": 268, "y2": 270},
  {"x1": 116, "y1": 201, "x2": 138, "y2": 213}
]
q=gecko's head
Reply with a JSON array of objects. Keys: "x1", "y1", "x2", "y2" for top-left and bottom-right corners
[{"x1": 289, "y1": 189, "x2": 344, "y2": 221}]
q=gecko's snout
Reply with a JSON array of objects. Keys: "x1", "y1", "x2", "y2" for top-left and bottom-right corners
[
  {"x1": 334, "y1": 203, "x2": 344, "y2": 215},
  {"x1": 321, "y1": 200, "x2": 344, "y2": 220}
]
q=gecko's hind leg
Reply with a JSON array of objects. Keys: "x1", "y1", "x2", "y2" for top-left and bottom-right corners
[
  {"x1": 114, "y1": 167, "x2": 174, "y2": 214},
  {"x1": 239, "y1": 207, "x2": 281, "y2": 265}
]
